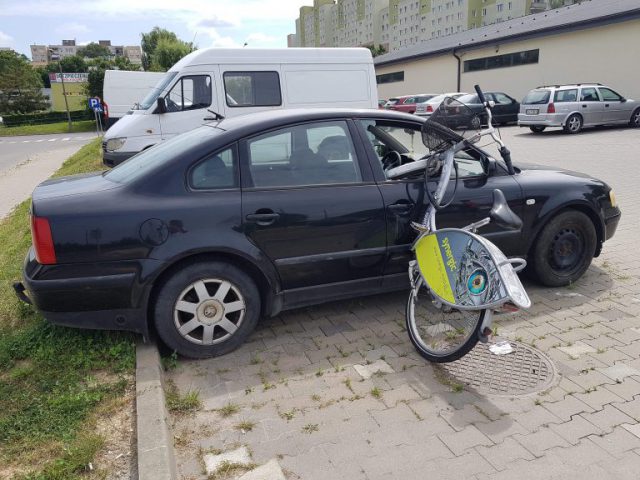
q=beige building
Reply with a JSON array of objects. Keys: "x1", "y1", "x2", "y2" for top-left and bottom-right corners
[
  {"x1": 373, "y1": 0, "x2": 640, "y2": 101},
  {"x1": 290, "y1": 0, "x2": 575, "y2": 52},
  {"x1": 30, "y1": 39, "x2": 142, "y2": 66}
]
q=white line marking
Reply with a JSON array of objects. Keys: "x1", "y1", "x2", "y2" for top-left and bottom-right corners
[
  {"x1": 35, "y1": 139, "x2": 45, "y2": 143},
  {"x1": 47, "y1": 138, "x2": 56, "y2": 142},
  {"x1": 61, "y1": 137, "x2": 70, "y2": 141},
  {"x1": 22, "y1": 140, "x2": 31, "y2": 143}
]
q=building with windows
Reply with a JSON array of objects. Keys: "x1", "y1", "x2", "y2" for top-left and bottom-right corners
[
  {"x1": 290, "y1": 0, "x2": 576, "y2": 52},
  {"x1": 30, "y1": 40, "x2": 142, "y2": 66},
  {"x1": 373, "y1": 0, "x2": 640, "y2": 101}
]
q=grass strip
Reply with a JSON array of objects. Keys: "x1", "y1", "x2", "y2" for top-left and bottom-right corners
[{"x1": 0, "y1": 120, "x2": 97, "y2": 137}]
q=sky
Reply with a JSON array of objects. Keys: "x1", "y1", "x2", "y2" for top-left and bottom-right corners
[{"x1": 0, "y1": 0, "x2": 309, "y2": 58}]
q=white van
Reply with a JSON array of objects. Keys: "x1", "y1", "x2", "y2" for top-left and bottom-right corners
[
  {"x1": 103, "y1": 70, "x2": 165, "y2": 128},
  {"x1": 102, "y1": 48, "x2": 378, "y2": 166}
]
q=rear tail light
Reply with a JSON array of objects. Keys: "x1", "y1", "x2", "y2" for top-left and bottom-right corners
[
  {"x1": 31, "y1": 215, "x2": 57, "y2": 264},
  {"x1": 547, "y1": 103, "x2": 555, "y2": 113},
  {"x1": 427, "y1": 105, "x2": 433, "y2": 113}
]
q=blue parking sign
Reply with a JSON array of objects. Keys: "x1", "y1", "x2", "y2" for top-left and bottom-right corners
[{"x1": 89, "y1": 97, "x2": 102, "y2": 111}]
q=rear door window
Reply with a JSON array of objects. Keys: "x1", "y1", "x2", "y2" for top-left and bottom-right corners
[
  {"x1": 580, "y1": 87, "x2": 600, "y2": 102},
  {"x1": 223, "y1": 71, "x2": 282, "y2": 107},
  {"x1": 554, "y1": 89, "x2": 578, "y2": 103}
]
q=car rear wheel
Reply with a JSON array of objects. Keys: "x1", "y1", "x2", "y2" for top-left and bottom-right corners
[
  {"x1": 470, "y1": 114, "x2": 482, "y2": 130},
  {"x1": 153, "y1": 261, "x2": 260, "y2": 358},
  {"x1": 530, "y1": 210, "x2": 597, "y2": 287},
  {"x1": 563, "y1": 114, "x2": 583, "y2": 134},
  {"x1": 529, "y1": 126, "x2": 546, "y2": 133},
  {"x1": 630, "y1": 108, "x2": 640, "y2": 128}
]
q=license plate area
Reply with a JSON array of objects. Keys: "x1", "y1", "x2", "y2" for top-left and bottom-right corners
[{"x1": 526, "y1": 109, "x2": 539, "y2": 115}]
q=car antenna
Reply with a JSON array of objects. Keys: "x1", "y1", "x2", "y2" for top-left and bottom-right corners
[{"x1": 206, "y1": 108, "x2": 225, "y2": 121}]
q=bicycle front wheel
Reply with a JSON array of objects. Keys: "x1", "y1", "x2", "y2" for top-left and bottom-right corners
[{"x1": 406, "y1": 283, "x2": 485, "y2": 363}]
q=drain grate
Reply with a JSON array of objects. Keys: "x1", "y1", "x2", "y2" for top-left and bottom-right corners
[{"x1": 438, "y1": 341, "x2": 556, "y2": 396}]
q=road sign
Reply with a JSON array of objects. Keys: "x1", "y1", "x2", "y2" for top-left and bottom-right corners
[{"x1": 89, "y1": 97, "x2": 102, "y2": 111}]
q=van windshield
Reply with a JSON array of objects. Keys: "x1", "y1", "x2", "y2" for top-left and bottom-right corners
[{"x1": 137, "y1": 71, "x2": 178, "y2": 110}]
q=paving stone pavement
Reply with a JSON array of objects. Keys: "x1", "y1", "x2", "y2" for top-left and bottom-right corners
[{"x1": 166, "y1": 126, "x2": 640, "y2": 479}]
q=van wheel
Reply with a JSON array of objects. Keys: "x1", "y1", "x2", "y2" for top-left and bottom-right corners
[
  {"x1": 529, "y1": 126, "x2": 546, "y2": 133},
  {"x1": 153, "y1": 261, "x2": 260, "y2": 358},
  {"x1": 630, "y1": 108, "x2": 640, "y2": 128},
  {"x1": 530, "y1": 211, "x2": 596, "y2": 287},
  {"x1": 563, "y1": 114, "x2": 583, "y2": 134}
]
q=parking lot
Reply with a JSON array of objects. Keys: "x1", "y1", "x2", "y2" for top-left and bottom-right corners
[{"x1": 165, "y1": 125, "x2": 639, "y2": 480}]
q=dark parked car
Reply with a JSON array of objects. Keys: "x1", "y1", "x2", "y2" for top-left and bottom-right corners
[
  {"x1": 17, "y1": 109, "x2": 620, "y2": 358},
  {"x1": 447, "y1": 92, "x2": 520, "y2": 128}
]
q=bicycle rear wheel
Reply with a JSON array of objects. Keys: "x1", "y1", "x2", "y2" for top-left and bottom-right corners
[{"x1": 406, "y1": 282, "x2": 485, "y2": 363}]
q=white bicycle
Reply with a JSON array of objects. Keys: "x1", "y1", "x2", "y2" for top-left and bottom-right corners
[{"x1": 386, "y1": 85, "x2": 531, "y2": 363}]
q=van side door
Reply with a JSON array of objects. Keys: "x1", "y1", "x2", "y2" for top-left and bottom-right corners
[{"x1": 159, "y1": 72, "x2": 219, "y2": 140}]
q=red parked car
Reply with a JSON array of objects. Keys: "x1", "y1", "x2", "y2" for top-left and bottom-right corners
[{"x1": 386, "y1": 94, "x2": 438, "y2": 114}]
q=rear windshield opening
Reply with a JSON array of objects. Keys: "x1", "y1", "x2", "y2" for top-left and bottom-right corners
[{"x1": 522, "y1": 90, "x2": 551, "y2": 105}]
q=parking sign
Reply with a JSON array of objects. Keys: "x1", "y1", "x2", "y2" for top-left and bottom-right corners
[{"x1": 89, "y1": 97, "x2": 102, "y2": 111}]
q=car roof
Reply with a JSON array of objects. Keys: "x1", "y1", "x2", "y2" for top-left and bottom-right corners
[
  {"x1": 534, "y1": 83, "x2": 604, "y2": 90},
  {"x1": 206, "y1": 108, "x2": 425, "y2": 137}
]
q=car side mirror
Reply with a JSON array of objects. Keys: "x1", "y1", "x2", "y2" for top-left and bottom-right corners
[
  {"x1": 485, "y1": 157, "x2": 497, "y2": 175},
  {"x1": 156, "y1": 97, "x2": 167, "y2": 114},
  {"x1": 620, "y1": 97, "x2": 627, "y2": 103}
]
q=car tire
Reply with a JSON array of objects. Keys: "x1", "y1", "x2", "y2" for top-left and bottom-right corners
[
  {"x1": 563, "y1": 114, "x2": 583, "y2": 134},
  {"x1": 529, "y1": 126, "x2": 546, "y2": 133},
  {"x1": 153, "y1": 261, "x2": 260, "y2": 358},
  {"x1": 470, "y1": 114, "x2": 482, "y2": 130},
  {"x1": 530, "y1": 210, "x2": 597, "y2": 287},
  {"x1": 630, "y1": 108, "x2": 640, "y2": 128}
]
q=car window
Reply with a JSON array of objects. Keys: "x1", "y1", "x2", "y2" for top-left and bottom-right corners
[
  {"x1": 454, "y1": 150, "x2": 486, "y2": 178},
  {"x1": 580, "y1": 87, "x2": 599, "y2": 102},
  {"x1": 598, "y1": 87, "x2": 622, "y2": 101},
  {"x1": 457, "y1": 94, "x2": 479, "y2": 104},
  {"x1": 493, "y1": 93, "x2": 513, "y2": 105},
  {"x1": 246, "y1": 121, "x2": 361, "y2": 188},
  {"x1": 190, "y1": 146, "x2": 237, "y2": 190},
  {"x1": 223, "y1": 71, "x2": 281, "y2": 107},
  {"x1": 554, "y1": 89, "x2": 578, "y2": 103},
  {"x1": 166, "y1": 75, "x2": 212, "y2": 112},
  {"x1": 522, "y1": 90, "x2": 550, "y2": 105}
]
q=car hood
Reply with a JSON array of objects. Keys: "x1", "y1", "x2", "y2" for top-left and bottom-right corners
[
  {"x1": 34, "y1": 172, "x2": 122, "y2": 201},
  {"x1": 515, "y1": 162, "x2": 607, "y2": 186}
]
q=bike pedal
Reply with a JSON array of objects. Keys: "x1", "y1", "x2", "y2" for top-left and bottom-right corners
[{"x1": 478, "y1": 327, "x2": 493, "y2": 344}]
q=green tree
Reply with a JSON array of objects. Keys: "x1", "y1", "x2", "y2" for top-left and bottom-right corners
[
  {"x1": 47, "y1": 55, "x2": 88, "y2": 74},
  {"x1": 367, "y1": 45, "x2": 387, "y2": 57},
  {"x1": 150, "y1": 37, "x2": 194, "y2": 71},
  {"x1": 78, "y1": 42, "x2": 111, "y2": 59},
  {"x1": 141, "y1": 27, "x2": 179, "y2": 70},
  {"x1": 0, "y1": 50, "x2": 49, "y2": 114}
]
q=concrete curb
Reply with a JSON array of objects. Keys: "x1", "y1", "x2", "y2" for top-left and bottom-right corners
[{"x1": 136, "y1": 341, "x2": 177, "y2": 480}]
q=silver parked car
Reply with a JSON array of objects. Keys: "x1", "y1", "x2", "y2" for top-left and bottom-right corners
[
  {"x1": 518, "y1": 83, "x2": 640, "y2": 134},
  {"x1": 415, "y1": 92, "x2": 468, "y2": 117}
]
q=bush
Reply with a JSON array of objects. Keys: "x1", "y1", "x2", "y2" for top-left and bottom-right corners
[{"x1": 2, "y1": 110, "x2": 93, "y2": 127}]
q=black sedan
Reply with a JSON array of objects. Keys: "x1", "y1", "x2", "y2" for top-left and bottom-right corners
[
  {"x1": 17, "y1": 109, "x2": 620, "y2": 358},
  {"x1": 444, "y1": 92, "x2": 520, "y2": 128}
]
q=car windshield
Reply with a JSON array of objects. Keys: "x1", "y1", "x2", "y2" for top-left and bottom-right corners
[
  {"x1": 137, "y1": 71, "x2": 179, "y2": 110},
  {"x1": 522, "y1": 90, "x2": 551, "y2": 105},
  {"x1": 456, "y1": 94, "x2": 479, "y2": 104},
  {"x1": 105, "y1": 126, "x2": 220, "y2": 184}
]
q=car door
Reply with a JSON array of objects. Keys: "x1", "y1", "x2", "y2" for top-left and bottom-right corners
[
  {"x1": 578, "y1": 87, "x2": 604, "y2": 125},
  {"x1": 240, "y1": 119, "x2": 387, "y2": 294},
  {"x1": 159, "y1": 73, "x2": 218, "y2": 139},
  {"x1": 354, "y1": 118, "x2": 524, "y2": 288},
  {"x1": 491, "y1": 93, "x2": 519, "y2": 124},
  {"x1": 597, "y1": 87, "x2": 628, "y2": 123}
]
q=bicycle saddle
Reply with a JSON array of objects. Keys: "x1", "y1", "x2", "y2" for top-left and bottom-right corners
[{"x1": 490, "y1": 189, "x2": 522, "y2": 231}]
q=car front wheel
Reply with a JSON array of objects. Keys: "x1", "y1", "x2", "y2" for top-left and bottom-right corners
[
  {"x1": 153, "y1": 261, "x2": 260, "y2": 358},
  {"x1": 630, "y1": 108, "x2": 640, "y2": 128},
  {"x1": 563, "y1": 114, "x2": 583, "y2": 134},
  {"x1": 529, "y1": 125, "x2": 546, "y2": 133},
  {"x1": 530, "y1": 210, "x2": 597, "y2": 287}
]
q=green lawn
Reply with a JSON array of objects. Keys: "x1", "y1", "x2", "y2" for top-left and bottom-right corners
[
  {"x1": 0, "y1": 120, "x2": 97, "y2": 137},
  {"x1": 0, "y1": 139, "x2": 136, "y2": 479}
]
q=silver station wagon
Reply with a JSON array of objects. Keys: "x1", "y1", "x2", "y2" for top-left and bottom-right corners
[{"x1": 518, "y1": 83, "x2": 640, "y2": 134}]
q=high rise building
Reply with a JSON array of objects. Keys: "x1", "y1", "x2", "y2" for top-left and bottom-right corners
[{"x1": 290, "y1": 0, "x2": 576, "y2": 52}]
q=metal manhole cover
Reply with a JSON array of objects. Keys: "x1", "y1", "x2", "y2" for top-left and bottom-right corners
[{"x1": 437, "y1": 341, "x2": 556, "y2": 396}]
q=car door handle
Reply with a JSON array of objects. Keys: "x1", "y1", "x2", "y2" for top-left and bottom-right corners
[
  {"x1": 605, "y1": 104, "x2": 610, "y2": 107},
  {"x1": 387, "y1": 202, "x2": 412, "y2": 215},
  {"x1": 246, "y1": 211, "x2": 280, "y2": 226},
  {"x1": 582, "y1": 105, "x2": 587, "y2": 108}
]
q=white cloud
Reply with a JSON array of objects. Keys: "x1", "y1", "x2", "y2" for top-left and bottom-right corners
[
  {"x1": 55, "y1": 22, "x2": 90, "y2": 36},
  {"x1": 245, "y1": 32, "x2": 277, "y2": 46},
  {"x1": 0, "y1": 30, "x2": 13, "y2": 47}
]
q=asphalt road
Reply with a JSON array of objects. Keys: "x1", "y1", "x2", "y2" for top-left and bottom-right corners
[{"x1": 0, "y1": 131, "x2": 98, "y2": 174}]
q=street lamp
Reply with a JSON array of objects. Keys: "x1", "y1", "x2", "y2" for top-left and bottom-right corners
[{"x1": 49, "y1": 49, "x2": 72, "y2": 133}]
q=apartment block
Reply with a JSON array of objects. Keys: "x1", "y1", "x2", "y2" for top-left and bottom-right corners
[
  {"x1": 30, "y1": 39, "x2": 142, "y2": 66},
  {"x1": 291, "y1": 0, "x2": 575, "y2": 52}
]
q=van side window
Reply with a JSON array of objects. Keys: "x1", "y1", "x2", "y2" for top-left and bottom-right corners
[
  {"x1": 166, "y1": 76, "x2": 212, "y2": 112},
  {"x1": 223, "y1": 72, "x2": 282, "y2": 107}
]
